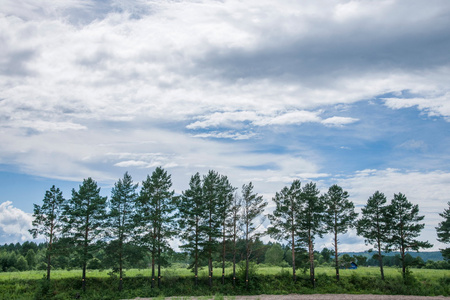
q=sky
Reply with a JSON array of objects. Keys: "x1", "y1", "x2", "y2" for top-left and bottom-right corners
[{"x1": 1, "y1": 0, "x2": 450, "y2": 253}]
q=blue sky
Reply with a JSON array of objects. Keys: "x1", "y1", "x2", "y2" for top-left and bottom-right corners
[{"x1": 1, "y1": 0, "x2": 450, "y2": 252}]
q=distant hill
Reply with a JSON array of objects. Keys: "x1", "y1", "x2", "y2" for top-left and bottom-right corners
[{"x1": 342, "y1": 251, "x2": 443, "y2": 262}]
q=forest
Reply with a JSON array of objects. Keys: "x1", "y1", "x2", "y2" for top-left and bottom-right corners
[{"x1": 1, "y1": 167, "x2": 449, "y2": 298}]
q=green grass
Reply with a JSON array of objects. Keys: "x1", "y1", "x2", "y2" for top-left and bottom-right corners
[
  {"x1": 1, "y1": 265, "x2": 448, "y2": 281},
  {"x1": 0, "y1": 266, "x2": 448, "y2": 299}
]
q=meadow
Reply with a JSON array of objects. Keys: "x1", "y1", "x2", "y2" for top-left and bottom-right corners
[{"x1": 0, "y1": 265, "x2": 449, "y2": 300}]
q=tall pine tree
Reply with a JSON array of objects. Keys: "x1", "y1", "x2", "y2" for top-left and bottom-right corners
[
  {"x1": 105, "y1": 172, "x2": 139, "y2": 291},
  {"x1": 241, "y1": 182, "x2": 267, "y2": 288},
  {"x1": 227, "y1": 192, "x2": 242, "y2": 287},
  {"x1": 138, "y1": 167, "x2": 176, "y2": 288},
  {"x1": 202, "y1": 170, "x2": 224, "y2": 287},
  {"x1": 62, "y1": 178, "x2": 107, "y2": 292},
  {"x1": 356, "y1": 191, "x2": 389, "y2": 280},
  {"x1": 29, "y1": 185, "x2": 65, "y2": 280},
  {"x1": 299, "y1": 182, "x2": 325, "y2": 288},
  {"x1": 179, "y1": 172, "x2": 206, "y2": 285},
  {"x1": 387, "y1": 193, "x2": 432, "y2": 278},
  {"x1": 323, "y1": 184, "x2": 357, "y2": 281},
  {"x1": 217, "y1": 175, "x2": 235, "y2": 285},
  {"x1": 268, "y1": 180, "x2": 302, "y2": 282}
]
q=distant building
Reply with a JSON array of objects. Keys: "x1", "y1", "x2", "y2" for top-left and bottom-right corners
[{"x1": 349, "y1": 262, "x2": 358, "y2": 269}]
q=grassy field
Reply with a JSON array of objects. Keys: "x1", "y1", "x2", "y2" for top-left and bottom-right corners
[
  {"x1": 0, "y1": 265, "x2": 449, "y2": 299},
  {"x1": 0, "y1": 265, "x2": 448, "y2": 281}
]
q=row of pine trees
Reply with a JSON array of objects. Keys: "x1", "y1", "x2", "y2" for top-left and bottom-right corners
[{"x1": 29, "y1": 167, "x2": 448, "y2": 292}]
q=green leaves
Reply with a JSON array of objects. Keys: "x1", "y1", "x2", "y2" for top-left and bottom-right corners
[
  {"x1": 387, "y1": 193, "x2": 432, "y2": 252},
  {"x1": 436, "y1": 202, "x2": 450, "y2": 260},
  {"x1": 323, "y1": 184, "x2": 358, "y2": 236},
  {"x1": 356, "y1": 191, "x2": 389, "y2": 249},
  {"x1": 436, "y1": 202, "x2": 450, "y2": 242}
]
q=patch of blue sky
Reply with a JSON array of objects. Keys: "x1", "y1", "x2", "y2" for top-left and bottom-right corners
[{"x1": 0, "y1": 169, "x2": 77, "y2": 213}]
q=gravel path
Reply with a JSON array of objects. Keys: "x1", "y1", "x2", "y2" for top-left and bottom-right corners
[{"x1": 129, "y1": 295, "x2": 448, "y2": 300}]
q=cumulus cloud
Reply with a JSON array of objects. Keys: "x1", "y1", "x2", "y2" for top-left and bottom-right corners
[
  {"x1": 321, "y1": 116, "x2": 359, "y2": 127},
  {"x1": 383, "y1": 92, "x2": 450, "y2": 121},
  {"x1": 0, "y1": 201, "x2": 33, "y2": 243}
]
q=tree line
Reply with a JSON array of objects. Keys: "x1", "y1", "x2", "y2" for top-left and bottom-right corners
[{"x1": 22, "y1": 168, "x2": 449, "y2": 292}]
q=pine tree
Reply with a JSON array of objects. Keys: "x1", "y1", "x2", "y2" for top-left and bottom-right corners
[
  {"x1": 387, "y1": 193, "x2": 433, "y2": 278},
  {"x1": 241, "y1": 182, "x2": 267, "y2": 288},
  {"x1": 216, "y1": 175, "x2": 235, "y2": 285},
  {"x1": 299, "y1": 182, "x2": 325, "y2": 288},
  {"x1": 138, "y1": 167, "x2": 176, "y2": 288},
  {"x1": 356, "y1": 191, "x2": 389, "y2": 280},
  {"x1": 202, "y1": 170, "x2": 224, "y2": 287},
  {"x1": 105, "y1": 172, "x2": 139, "y2": 291},
  {"x1": 179, "y1": 173, "x2": 206, "y2": 285},
  {"x1": 436, "y1": 201, "x2": 450, "y2": 260},
  {"x1": 62, "y1": 178, "x2": 107, "y2": 292},
  {"x1": 323, "y1": 184, "x2": 357, "y2": 281},
  {"x1": 228, "y1": 192, "x2": 242, "y2": 287},
  {"x1": 29, "y1": 185, "x2": 65, "y2": 280},
  {"x1": 268, "y1": 180, "x2": 302, "y2": 282}
]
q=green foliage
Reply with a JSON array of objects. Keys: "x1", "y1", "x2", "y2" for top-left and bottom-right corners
[
  {"x1": 264, "y1": 243, "x2": 284, "y2": 266},
  {"x1": 436, "y1": 201, "x2": 450, "y2": 260},
  {"x1": 61, "y1": 177, "x2": 108, "y2": 290},
  {"x1": 356, "y1": 191, "x2": 389, "y2": 279},
  {"x1": 241, "y1": 182, "x2": 267, "y2": 287},
  {"x1": 323, "y1": 184, "x2": 357, "y2": 280},
  {"x1": 29, "y1": 185, "x2": 66, "y2": 279},
  {"x1": 179, "y1": 172, "x2": 205, "y2": 278},
  {"x1": 387, "y1": 193, "x2": 433, "y2": 278},
  {"x1": 15, "y1": 256, "x2": 28, "y2": 272},
  {"x1": 104, "y1": 172, "x2": 140, "y2": 290}
]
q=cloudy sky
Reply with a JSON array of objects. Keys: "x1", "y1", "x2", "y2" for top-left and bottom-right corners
[{"x1": 1, "y1": 0, "x2": 449, "y2": 253}]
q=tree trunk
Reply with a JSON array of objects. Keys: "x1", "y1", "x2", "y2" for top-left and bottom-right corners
[
  {"x1": 119, "y1": 240, "x2": 123, "y2": 291},
  {"x1": 377, "y1": 240, "x2": 385, "y2": 281},
  {"x1": 82, "y1": 262, "x2": 86, "y2": 292},
  {"x1": 376, "y1": 216, "x2": 385, "y2": 281},
  {"x1": 309, "y1": 231, "x2": 315, "y2": 288},
  {"x1": 245, "y1": 221, "x2": 249, "y2": 288},
  {"x1": 47, "y1": 232, "x2": 52, "y2": 281},
  {"x1": 401, "y1": 223, "x2": 406, "y2": 280},
  {"x1": 158, "y1": 245, "x2": 161, "y2": 288},
  {"x1": 401, "y1": 243, "x2": 406, "y2": 279},
  {"x1": 209, "y1": 252, "x2": 213, "y2": 287},
  {"x1": 47, "y1": 201, "x2": 56, "y2": 281},
  {"x1": 209, "y1": 208, "x2": 213, "y2": 287},
  {"x1": 334, "y1": 229, "x2": 340, "y2": 281},
  {"x1": 222, "y1": 223, "x2": 226, "y2": 285},
  {"x1": 291, "y1": 203, "x2": 296, "y2": 283},
  {"x1": 82, "y1": 214, "x2": 89, "y2": 292},
  {"x1": 157, "y1": 199, "x2": 162, "y2": 288},
  {"x1": 291, "y1": 228, "x2": 296, "y2": 282},
  {"x1": 151, "y1": 251, "x2": 155, "y2": 288},
  {"x1": 195, "y1": 217, "x2": 199, "y2": 286},
  {"x1": 232, "y1": 215, "x2": 237, "y2": 287}
]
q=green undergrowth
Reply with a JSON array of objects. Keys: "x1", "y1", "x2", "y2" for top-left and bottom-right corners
[{"x1": 0, "y1": 270, "x2": 449, "y2": 300}]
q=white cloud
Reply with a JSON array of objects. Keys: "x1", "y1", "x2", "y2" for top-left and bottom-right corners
[
  {"x1": 186, "y1": 110, "x2": 356, "y2": 130},
  {"x1": 321, "y1": 116, "x2": 359, "y2": 127},
  {"x1": 190, "y1": 131, "x2": 256, "y2": 140},
  {"x1": 383, "y1": 92, "x2": 450, "y2": 121},
  {"x1": 254, "y1": 110, "x2": 322, "y2": 126},
  {"x1": 0, "y1": 201, "x2": 33, "y2": 243}
]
